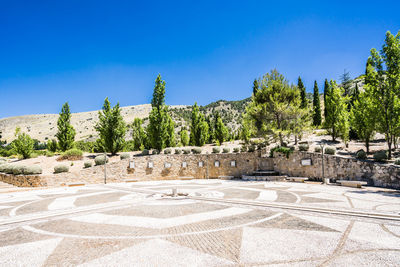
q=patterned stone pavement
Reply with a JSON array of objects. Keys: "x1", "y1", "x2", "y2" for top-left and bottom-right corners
[{"x1": 0, "y1": 180, "x2": 399, "y2": 266}]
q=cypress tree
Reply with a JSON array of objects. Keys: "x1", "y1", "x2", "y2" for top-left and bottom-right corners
[
  {"x1": 298, "y1": 77, "x2": 307, "y2": 108},
  {"x1": 252, "y1": 79, "x2": 259, "y2": 95},
  {"x1": 189, "y1": 103, "x2": 209, "y2": 146},
  {"x1": 214, "y1": 111, "x2": 228, "y2": 145},
  {"x1": 312, "y1": 81, "x2": 322, "y2": 126},
  {"x1": 323, "y1": 79, "x2": 330, "y2": 119},
  {"x1": 56, "y1": 102, "x2": 76, "y2": 151}
]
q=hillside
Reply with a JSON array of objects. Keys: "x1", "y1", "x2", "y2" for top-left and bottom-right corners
[{"x1": 0, "y1": 98, "x2": 251, "y2": 143}]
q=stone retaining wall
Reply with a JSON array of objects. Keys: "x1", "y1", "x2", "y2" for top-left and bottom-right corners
[
  {"x1": 0, "y1": 173, "x2": 45, "y2": 187},
  {"x1": 269, "y1": 151, "x2": 400, "y2": 189}
]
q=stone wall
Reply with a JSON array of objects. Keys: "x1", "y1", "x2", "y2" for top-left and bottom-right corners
[
  {"x1": 269, "y1": 151, "x2": 400, "y2": 189},
  {"x1": 0, "y1": 173, "x2": 45, "y2": 187}
]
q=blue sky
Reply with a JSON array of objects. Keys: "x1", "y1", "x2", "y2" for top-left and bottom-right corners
[{"x1": 1, "y1": 1, "x2": 399, "y2": 118}]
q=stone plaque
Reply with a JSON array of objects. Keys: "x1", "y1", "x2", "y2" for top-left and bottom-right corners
[
  {"x1": 215, "y1": 161, "x2": 220, "y2": 167},
  {"x1": 148, "y1": 162, "x2": 154, "y2": 168},
  {"x1": 301, "y1": 158, "x2": 312, "y2": 166},
  {"x1": 182, "y1": 162, "x2": 187, "y2": 168},
  {"x1": 129, "y1": 161, "x2": 135, "y2": 169},
  {"x1": 164, "y1": 162, "x2": 172, "y2": 168},
  {"x1": 198, "y1": 161, "x2": 204, "y2": 167},
  {"x1": 230, "y1": 160, "x2": 236, "y2": 167}
]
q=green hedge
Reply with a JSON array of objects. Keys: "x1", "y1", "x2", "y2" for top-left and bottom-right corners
[
  {"x1": 54, "y1": 164, "x2": 69, "y2": 173},
  {"x1": 270, "y1": 146, "x2": 293, "y2": 158},
  {"x1": 95, "y1": 155, "x2": 108, "y2": 165}
]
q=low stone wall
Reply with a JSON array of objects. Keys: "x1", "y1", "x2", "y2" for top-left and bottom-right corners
[
  {"x1": 269, "y1": 151, "x2": 400, "y2": 189},
  {"x1": 0, "y1": 173, "x2": 45, "y2": 187}
]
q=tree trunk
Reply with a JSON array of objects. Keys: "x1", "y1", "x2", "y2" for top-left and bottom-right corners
[
  {"x1": 295, "y1": 135, "x2": 298, "y2": 145},
  {"x1": 279, "y1": 133, "x2": 284, "y2": 146},
  {"x1": 366, "y1": 138, "x2": 370, "y2": 154},
  {"x1": 388, "y1": 139, "x2": 392, "y2": 159}
]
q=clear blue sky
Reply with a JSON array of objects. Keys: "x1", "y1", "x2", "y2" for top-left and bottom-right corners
[{"x1": 1, "y1": 0, "x2": 399, "y2": 118}]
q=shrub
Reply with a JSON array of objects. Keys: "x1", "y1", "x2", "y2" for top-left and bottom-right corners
[
  {"x1": 164, "y1": 148, "x2": 172, "y2": 154},
  {"x1": 12, "y1": 129, "x2": 34, "y2": 159},
  {"x1": 23, "y1": 165, "x2": 42, "y2": 175},
  {"x1": 325, "y1": 147, "x2": 336, "y2": 155},
  {"x1": 270, "y1": 146, "x2": 293, "y2": 158},
  {"x1": 0, "y1": 163, "x2": 8, "y2": 173},
  {"x1": 192, "y1": 147, "x2": 202, "y2": 154},
  {"x1": 12, "y1": 164, "x2": 25, "y2": 175},
  {"x1": 183, "y1": 148, "x2": 191, "y2": 154},
  {"x1": 222, "y1": 147, "x2": 230, "y2": 153},
  {"x1": 120, "y1": 153, "x2": 130, "y2": 160},
  {"x1": 233, "y1": 147, "x2": 240, "y2": 153},
  {"x1": 395, "y1": 159, "x2": 400, "y2": 165},
  {"x1": 0, "y1": 159, "x2": 6, "y2": 164},
  {"x1": 174, "y1": 149, "x2": 182, "y2": 154},
  {"x1": 248, "y1": 145, "x2": 256, "y2": 152},
  {"x1": 152, "y1": 149, "x2": 160, "y2": 155},
  {"x1": 355, "y1": 149, "x2": 367, "y2": 160},
  {"x1": 46, "y1": 151, "x2": 55, "y2": 157},
  {"x1": 3, "y1": 164, "x2": 14, "y2": 174},
  {"x1": 373, "y1": 151, "x2": 388, "y2": 162},
  {"x1": 240, "y1": 145, "x2": 248, "y2": 153},
  {"x1": 54, "y1": 164, "x2": 69, "y2": 173},
  {"x1": 47, "y1": 139, "x2": 58, "y2": 152},
  {"x1": 142, "y1": 149, "x2": 149, "y2": 155},
  {"x1": 314, "y1": 147, "x2": 322, "y2": 153},
  {"x1": 95, "y1": 155, "x2": 108, "y2": 165},
  {"x1": 84, "y1": 161, "x2": 92, "y2": 168},
  {"x1": 58, "y1": 148, "x2": 83, "y2": 161},
  {"x1": 298, "y1": 144, "x2": 309, "y2": 151},
  {"x1": 212, "y1": 147, "x2": 221, "y2": 153}
]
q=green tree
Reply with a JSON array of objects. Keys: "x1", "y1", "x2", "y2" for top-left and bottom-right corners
[
  {"x1": 340, "y1": 70, "x2": 353, "y2": 96},
  {"x1": 252, "y1": 79, "x2": 259, "y2": 95},
  {"x1": 180, "y1": 127, "x2": 189, "y2": 146},
  {"x1": 12, "y1": 127, "x2": 34, "y2": 159},
  {"x1": 298, "y1": 77, "x2": 307, "y2": 108},
  {"x1": 324, "y1": 81, "x2": 350, "y2": 143},
  {"x1": 290, "y1": 105, "x2": 312, "y2": 144},
  {"x1": 131, "y1": 118, "x2": 146, "y2": 150},
  {"x1": 240, "y1": 118, "x2": 253, "y2": 144},
  {"x1": 147, "y1": 74, "x2": 175, "y2": 150},
  {"x1": 95, "y1": 98, "x2": 127, "y2": 155},
  {"x1": 350, "y1": 91, "x2": 376, "y2": 153},
  {"x1": 312, "y1": 81, "x2": 322, "y2": 126},
  {"x1": 245, "y1": 69, "x2": 303, "y2": 146},
  {"x1": 56, "y1": 102, "x2": 76, "y2": 151},
  {"x1": 189, "y1": 102, "x2": 209, "y2": 146},
  {"x1": 323, "y1": 79, "x2": 329, "y2": 120},
  {"x1": 366, "y1": 31, "x2": 400, "y2": 159},
  {"x1": 214, "y1": 111, "x2": 228, "y2": 144}
]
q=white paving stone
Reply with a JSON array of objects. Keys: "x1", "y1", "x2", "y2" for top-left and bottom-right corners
[
  {"x1": 47, "y1": 191, "x2": 110, "y2": 210},
  {"x1": 291, "y1": 214, "x2": 350, "y2": 232},
  {"x1": 256, "y1": 190, "x2": 278, "y2": 201},
  {"x1": 79, "y1": 238, "x2": 234, "y2": 267},
  {"x1": 328, "y1": 250, "x2": 400, "y2": 266},
  {"x1": 0, "y1": 238, "x2": 62, "y2": 267}
]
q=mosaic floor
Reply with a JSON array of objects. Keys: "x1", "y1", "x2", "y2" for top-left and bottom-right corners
[{"x1": 0, "y1": 180, "x2": 399, "y2": 266}]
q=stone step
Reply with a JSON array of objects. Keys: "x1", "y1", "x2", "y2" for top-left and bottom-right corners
[
  {"x1": 242, "y1": 175, "x2": 287, "y2": 181},
  {"x1": 253, "y1": 170, "x2": 279, "y2": 176}
]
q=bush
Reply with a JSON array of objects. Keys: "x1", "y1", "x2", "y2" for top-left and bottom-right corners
[
  {"x1": 394, "y1": 159, "x2": 400, "y2": 165},
  {"x1": 248, "y1": 145, "x2": 256, "y2": 152},
  {"x1": 0, "y1": 163, "x2": 7, "y2": 173},
  {"x1": 325, "y1": 147, "x2": 336, "y2": 155},
  {"x1": 12, "y1": 164, "x2": 25, "y2": 175},
  {"x1": 174, "y1": 149, "x2": 182, "y2": 154},
  {"x1": 3, "y1": 164, "x2": 14, "y2": 174},
  {"x1": 373, "y1": 151, "x2": 388, "y2": 162},
  {"x1": 12, "y1": 130, "x2": 34, "y2": 159},
  {"x1": 45, "y1": 151, "x2": 55, "y2": 157},
  {"x1": 270, "y1": 146, "x2": 293, "y2": 158},
  {"x1": 223, "y1": 147, "x2": 230, "y2": 153},
  {"x1": 58, "y1": 148, "x2": 83, "y2": 161},
  {"x1": 355, "y1": 149, "x2": 367, "y2": 160},
  {"x1": 314, "y1": 147, "x2": 322, "y2": 153},
  {"x1": 233, "y1": 147, "x2": 240, "y2": 153},
  {"x1": 212, "y1": 147, "x2": 221, "y2": 153},
  {"x1": 23, "y1": 165, "x2": 42, "y2": 175},
  {"x1": 54, "y1": 164, "x2": 69, "y2": 173},
  {"x1": 95, "y1": 155, "x2": 108, "y2": 165},
  {"x1": 120, "y1": 153, "x2": 130, "y2": 160},
  {"x1": 84, "y1": 161, "x2": 92, "y2": 168},
  {"x1": 164, "y1": 148, "x2": 172, "y2": 154},
  {"x1": 152, "y1": 149, "x2": 160, "y2": 155},
  {"x1": 240, "y1": 145, "x2": 248, "y2": 153},
  {"x1": 183, "y1": 148, "x2": 191, "y2": 154},
  {"x1": 192, "y1": 147, "x2": 202, "y2": 154},
  {"x1": 298, "y1": 144, "x2": 309, "y2": 151},
  {"x1": 142, "y1": 149, "x2": 149, "y2": 155},
  {"x1": 47, "y1": 139, "x2": 58, "y2": 152}
]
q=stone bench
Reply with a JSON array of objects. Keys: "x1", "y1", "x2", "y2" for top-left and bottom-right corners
[
  {"x1": 286, "y1": 177, "x2": 309, "y2": 183},
  {"x1": 337, "y1": 180, "x2": 367, "y2": 188},
  {"x1": 65, "y1": 182, "x2": 85, "y2": 187},
  {"x1": 218, "y1": 176, "x2": 234, "y2": 180},
  {"x1": 178, "y1": 176, "x2": 194, "y2": 180},
  {"x1": 124, "y1": 179, "x2": 138, "y2": 183}
]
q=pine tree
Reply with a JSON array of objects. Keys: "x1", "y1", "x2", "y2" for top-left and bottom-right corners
[
  {"x1": 189, "y1": 103, "x2": 209, "y2": 146},
  {"x1": 95, "y1": 98, "x2": 127, "y2": 155},
  {"x1": 323, "y1": 79, "x2": 330, "y2": 120},
  {"x1": 324, "y1": 81, "x2": 350, "y2": 143},
  {"x1": 340, "y1": 70, "x2": 353, "y2": 96},
  {"x1": 56, "y1": 102, "x2": 76, "y2": 151},
  {"x1": 298, "y1": 77, "x2": 307, "y2": 108},
  {"x1": 312, "y1": 81, "x2": 322, "y2": 126},
  {"x1": 147, "y1": 74, "x2": 175, "y2": 150}
]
